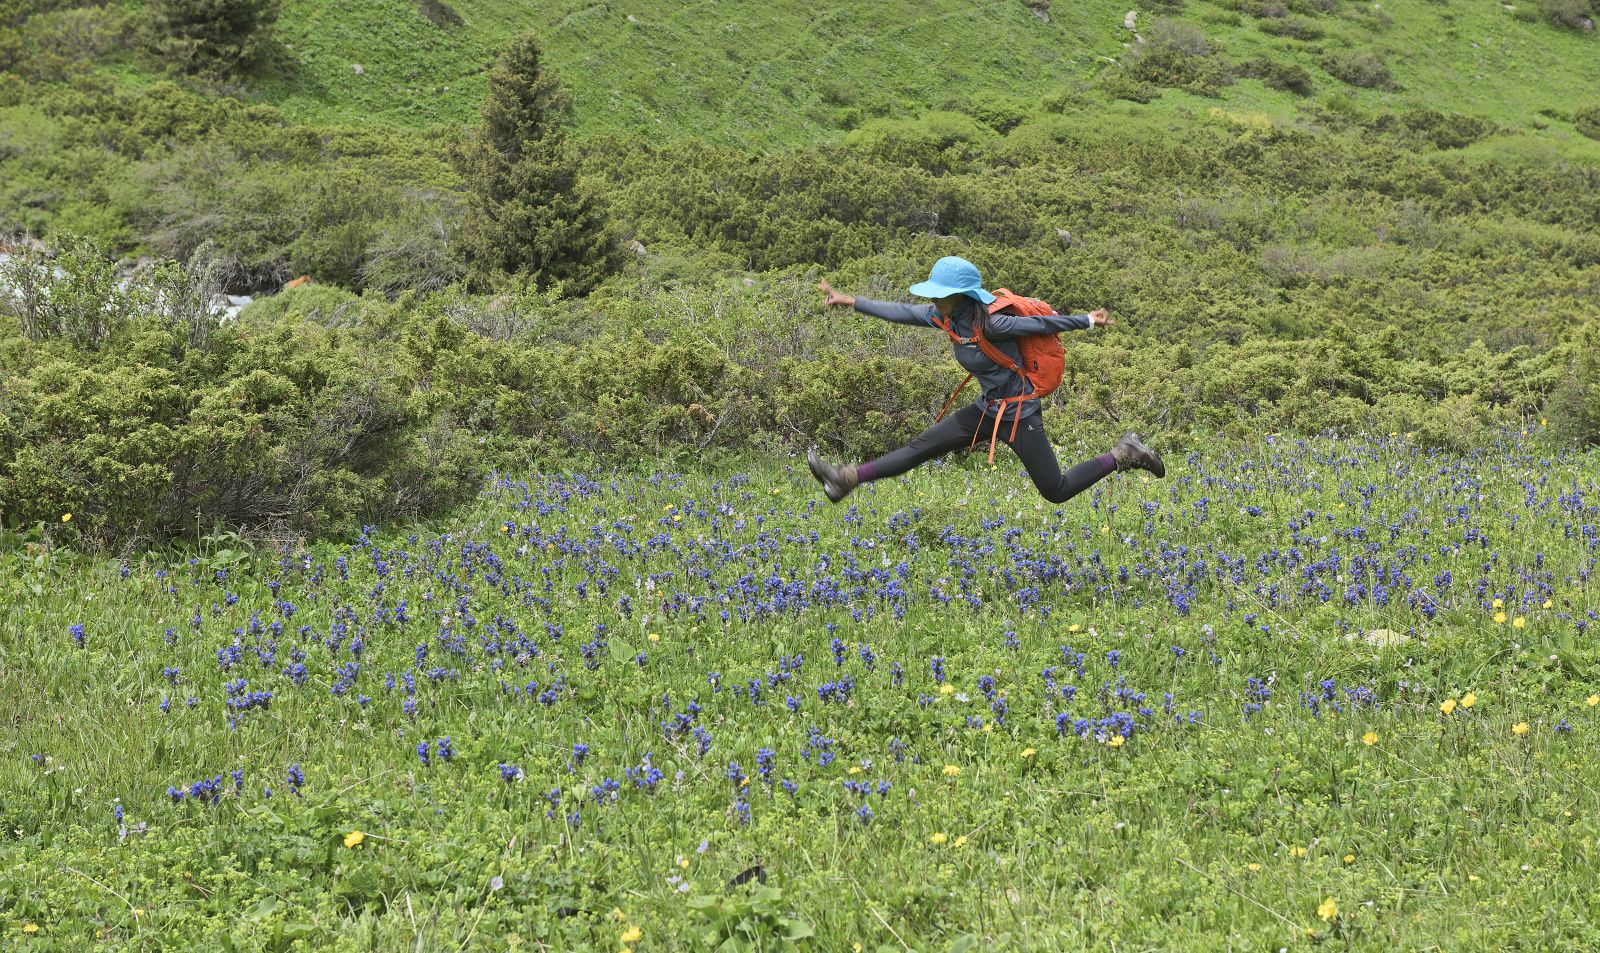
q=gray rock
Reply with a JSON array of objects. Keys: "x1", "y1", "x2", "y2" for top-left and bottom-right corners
[
  {"x1": 353, "y1": 63, "x2": 364, "y2": 75},
  {"x1": 629, "y1": 240, "x2": 648, "y2": 258},
  {"x1": 1123, "y1": 10, "x2": 1137, "y2": 29}
]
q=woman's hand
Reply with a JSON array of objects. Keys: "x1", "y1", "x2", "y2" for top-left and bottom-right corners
[
  {"x1": 818, "y1": 280, "x2": 855, "y2": 309},
  {"x1": 1089, "y1": 308, "x2": 1113, "y2": 327}
]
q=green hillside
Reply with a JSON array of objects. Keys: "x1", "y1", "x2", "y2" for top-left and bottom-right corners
[{"x1": 95, "y1": 0, "x2": 1594, "y2": 154}]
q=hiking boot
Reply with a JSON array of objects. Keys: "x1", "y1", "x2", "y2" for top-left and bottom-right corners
[
  {"x1": 807, "y1": 448, "x2": 860, "y2": 503},
  {"x1": 1110, "y1": 432, "x2": 1165, "y2": 478}
]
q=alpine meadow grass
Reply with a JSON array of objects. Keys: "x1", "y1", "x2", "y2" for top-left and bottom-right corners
[{"x1": 5, "y1": 432, "x2": 1600, "y2": 949}]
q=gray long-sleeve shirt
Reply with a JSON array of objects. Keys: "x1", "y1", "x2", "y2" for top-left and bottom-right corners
[{"x1": 853, "y1": 297, "x2": 1094, "y2": 420}]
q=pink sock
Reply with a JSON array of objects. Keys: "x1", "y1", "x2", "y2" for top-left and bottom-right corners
[
  {"x1": 1096, "y1": 453, "x2": 1117, "y2": 475},
  {"x1": 856, "y1": 462, "x2": 878, "y2": 482}
]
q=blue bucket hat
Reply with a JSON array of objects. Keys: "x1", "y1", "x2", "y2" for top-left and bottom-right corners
[{"x1": 908, "y1": 256, "x2": 996, "y2": 305}]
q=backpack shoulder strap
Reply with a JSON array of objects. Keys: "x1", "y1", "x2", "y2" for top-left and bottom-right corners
[
  {"x1": 929, "y1": 313, "x2": 973, "y2": 346},
  {"x1": 970, "y1": 313, "x2": 1020, "y2": 375}
]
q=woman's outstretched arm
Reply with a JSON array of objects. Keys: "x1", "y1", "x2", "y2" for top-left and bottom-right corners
[
  {"x1": 818, "y1": 280, "x2": 935, "y2": 327},
  {"x1": 985, "y1": 308, "x2": 1112, "y2": 339}
]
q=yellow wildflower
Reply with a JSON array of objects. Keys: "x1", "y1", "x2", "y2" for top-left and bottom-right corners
[
  {"x1": 648, "y1": 632, "x2": 660, "y2": 642},
  {"x1": 930, "y1": 832, "x2": 948, "y2": 845},
  {"x1": 1492, "y1": 598, "x2": 1504, "y2": 609},
  {"x1": 61, "y1": 513, "x2": 71, "y2": 523},
  {"x1": 1544, "y1": 599, "x2": 1553, "y2": 609},
  {"x1": 1461, "y1": 692, "x2": 1476, "y2": 708},
  {"x1": 1068, "y1": 623, "x2": 1080, "y2": 633},
  {"x1": 1318, "y1": 897, "x2": 1338, "y2": 921},
  {"x1": 1441, "y1": 698, "x2": 1457, "y2": 715},
  {"x1": 678, "y1": 857, "x2": 689, "y2": 869},
  {"x1": 1246, "y1": 863, "x2": 1262, "y2": 872},
  {"x1": 982, "y1": 722, "x2": 994, "y2": 733},
  {"x1": 1513, "y1": 722, "x2": 1530, "y2": 736},
  {"x1": 1587, "y1": 695, "x2": 1598, "y2": 707},
  {"x1": 1020, "y1": 748, "x2": 1037, "y2": 758},
  {"x1": 1513, "y1": 617, "x2": 1526, "y2": 629},
  {"x1": 939, "y1": 685, "x2": 954, "y2": 695},
  {"x1": 942, "y1": 765, "x2": 960, "y2": 777},
  {"x1": 953, "y1": 835, "x2": 967, "y2": 848},
  {"x1": 620, "y1": 926, "x2": 642, "y2": 944},
  {"x1": 1362, "y1": 731, "x2": 1378, "y2": 745},
  {"x1": 1494, "y1": 612, "x2": 1507, "y2": 624},
  {"x1": 1289, "y1": 845, "x2": 1307, "y2": 858},
  {"x1": 847, "y1": 766, "x2": 861, "y2": 775},
  {"x1": 1343, "y1": 854, "x2": 1355, "y2": 864},
  {"x1": 23, "y1": 923, "x2": 40, "y2": 934},
  {"x1": 343, "y1": 830, "x2": 365, "y2": 848},
  {"x1": 1107, "y1": 735, "x2": 1125, "y2": 748}
]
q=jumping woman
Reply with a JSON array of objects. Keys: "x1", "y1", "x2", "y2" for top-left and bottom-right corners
[{"x1": 807, "y1": 255, "x2": 1165, "y2": 504}]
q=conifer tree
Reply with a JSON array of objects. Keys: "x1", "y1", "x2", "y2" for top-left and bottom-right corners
[{"x1": 452, "y1": 33, "x2": 617, "y2": 295}]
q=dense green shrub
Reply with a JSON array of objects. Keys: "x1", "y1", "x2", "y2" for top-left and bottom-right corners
[
  {"x1": 0, "y1": 292, "x2": 474, "y2": 545},
  {"x1": 1543, "y1": 319, "x2": 1600, "y2": 446},
  {"x1": 1122, "y1": 19, "x2": 1236, "y2": 97},
  {"x1": 1, "y1": 235, "x2": 143, "y2": 347},
  {"x1": 0, "y1": 4, "x2": 128, "y2": 81},
  {"x1": 1322, "y1": 49, "x2": 1393, "y2": 88},
  {"x1": 1576, "y1": 105, "x2": 1600, "y2": 140},
  {"x1": 1240, "y1": 57, "x2": 1314, "y2": 94},
  {"x1": 842, "y1": 112, "x2": 997, "y2": 175},
  {"x1": 1257, "y1": 15, "x2": 1323, "y2": 39},
  {"x1": 414, "y1": 0, "x2": 461, "y2": 28},
  {"x1": 143, "y1": 0, "x2": 280, "y2": 76},
  {"x1": 1371, "y1": 109, "x2": 1496, "y2": 149},
  {"x1": 1537, "y1": 0, "x2": 1596, "y2": 29},
  {"x1": 1099, "y1": 71, "x2": 1161, "y2": 103}
]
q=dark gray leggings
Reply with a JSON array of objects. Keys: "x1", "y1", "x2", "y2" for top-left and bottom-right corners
[{"x1": 860, "y1": 404, "x2": 1115, "y2": 504}]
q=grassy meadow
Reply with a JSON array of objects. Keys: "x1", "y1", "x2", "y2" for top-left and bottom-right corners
[{"x1": 6, "y1": 433, "x2": 1600, "y2": 949}]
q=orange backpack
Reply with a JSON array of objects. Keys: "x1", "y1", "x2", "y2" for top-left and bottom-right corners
[{"x1": 929, "y1": 289, "x2": 1067, "y2": 464}]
